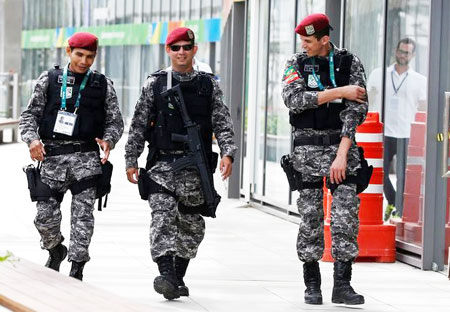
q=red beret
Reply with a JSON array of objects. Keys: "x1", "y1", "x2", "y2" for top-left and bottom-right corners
[
  {"x1": 68, "y1": 32, "x2": 98, "y2": 51},
  {"x1": 295, "y1": 13, "x2": 332, "y2": 36},
  {"x1": 165, "y1": 27, "x2": 195, "y2": 46}
]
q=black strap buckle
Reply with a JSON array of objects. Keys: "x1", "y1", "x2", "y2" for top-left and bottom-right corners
[
  {"x1": 73, "y1": 143, "x2": 82, "y2": 153},
  {"x1": 323, "y1": 135, "x2": 331, "y2": 146}
]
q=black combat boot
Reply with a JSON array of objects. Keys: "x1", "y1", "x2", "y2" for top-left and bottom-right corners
[
  {"x1": 332, "y1": 261, "x2": 365, "y2": 305},
  {"x1": 175, "y1": 256, "x2": 190, "y2": 296},
  {"x1": 69, "y1": 261, "x2": 86, "y2": 281},
  {"x1": 154, "y1": 255, "x2": 180, "y2": 300},
  {"x1": 45, "y1": 243, "x2": 67, "y2": 271},
  {"x1": 303, "y1": 261, "x2": 323, "y2": 304}
]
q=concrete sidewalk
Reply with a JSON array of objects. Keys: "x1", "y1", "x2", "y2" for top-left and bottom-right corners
[{"x1": 1, "y1": 139, "x2": 450, "y2": 311}]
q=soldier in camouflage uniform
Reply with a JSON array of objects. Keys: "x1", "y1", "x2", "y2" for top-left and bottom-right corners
[
  {"x1": 19, "y1": 32, "x2": 124, "y2": 281},
  {"x1": 125, "y1": 27, "x2": 237, "y2": 300},
  {"x1": 281, "y1": 14, "x2": 368, "y2": 305}
]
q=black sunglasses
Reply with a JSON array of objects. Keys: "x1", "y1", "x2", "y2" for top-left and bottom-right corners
[{"x1": 170, "y1": 44, "x2": 193, "y2": 52}]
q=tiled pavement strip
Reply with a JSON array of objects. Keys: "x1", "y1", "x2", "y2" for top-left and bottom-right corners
[{"x1": 1, "y1": 136, "x2": 450, "y2": 312}]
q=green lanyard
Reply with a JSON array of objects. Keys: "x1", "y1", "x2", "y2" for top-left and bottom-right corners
[
  {"x1": 311, "y1": 49, "x2": 337, "y2": 91},
  {"x1": 61, "y1": 64, "x2": 91, "y2": 111}
]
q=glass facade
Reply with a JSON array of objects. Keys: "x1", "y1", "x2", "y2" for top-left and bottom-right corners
[
  {"x1": 360, "y1": 1, "x2": 430, "y2": 255},
  {"x1": 20, "y1": 0, "x2": 223, "y2": 125},
  {"x1": 243, "y1": 0, "x2": 325, "y2": 211}
]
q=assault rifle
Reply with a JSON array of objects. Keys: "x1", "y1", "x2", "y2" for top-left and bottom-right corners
[{"x1": 161, "y1": 84, "x2": 221, "y2": 218}]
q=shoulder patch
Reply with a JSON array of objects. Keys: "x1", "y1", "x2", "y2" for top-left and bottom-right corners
[{"x1": 283, "y1": 65, "x2": 300, "y2": 84}]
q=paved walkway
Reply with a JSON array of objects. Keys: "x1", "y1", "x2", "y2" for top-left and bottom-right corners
[{"x1": 1, "y1": 139, "x2": 450, "y2": 311}]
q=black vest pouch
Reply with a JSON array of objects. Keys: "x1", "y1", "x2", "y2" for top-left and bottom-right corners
[
  {"x1": 39, "y1": 113, "x2": 58, "y2": 139},
  {"x1": 69, "y1": 160, "x2": 113, "y2": 211},
  {"x1": 137, "y1": 168, "x2": 152, "y2": 200},
  {"x1": 70, "y1": 177, "x2": 98, "y2": 195},
  {"x1": 77, "y1": 111, "x2": 94, "y2": 138},
  {"x1": 96, "y1": 161, "x2": 113, "y2": 210},
  {"x1": 77, "y1": 74, "x2": 106, "y2": 139}
]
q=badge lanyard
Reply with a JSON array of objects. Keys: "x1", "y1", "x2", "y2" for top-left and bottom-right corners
[
  {"x1": 61, "y1": 64, "x2": 91, "y2": 112},
  {"x1": 391, "y1": 70, "x2": 408, "y2": 96},
  {"x1": 167, "y1": 67, "x2": 172, "y2": 90},
  {"x1": 311, "y1": 49, "x2": 337, "y2": 91}
]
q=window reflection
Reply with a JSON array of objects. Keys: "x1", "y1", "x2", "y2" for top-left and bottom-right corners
[
  {"x1": 115, "y1": 0, "x2": 125, "y2": 24},
  {"x1": 191, "y1": 0, "x2": 201, "y2": 20},
  {"x1": 264, "y1": 0, "x2": 295, "y2": 204},
  {"x1": 212, "y1": 0, "x2": 221, "y2": 18},
  {"x1": 161, "y1": 0, "x2": 170, "y2": 21},
  {"x1": 252, "y1": 0, "x2": 269, "y2": 197},
  {"x1": 346, "y1": 1, "x2": 430, "y2": 251},
  {"x1": 180, "y1": 0, "x2": 190, "y2": 20},
  {"x1": 202, "y1": 0, "x2": 212, "y2": 19},
  {"x1": 105, "y1": 46, "x2": 124, "y2": 120},
  {"x1": 123, "y1": 46, "x2": 141, "y2": 125},
  {"x1": 171, "y1": 0, "x2": 180, "y2": 20},
  {"x1": 143, "y1": 0, "x2": 151, "y2": 22}
]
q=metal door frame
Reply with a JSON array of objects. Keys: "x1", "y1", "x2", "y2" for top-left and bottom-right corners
[{"x1": 422, "y1": 0, "x2": 450, "y2": 271}]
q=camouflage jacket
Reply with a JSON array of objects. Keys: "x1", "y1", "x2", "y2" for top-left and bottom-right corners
[
  {"x1": 281, "y1": 45, "x2": 368, "y2": 176},
  {"x1": 124, "y1": 70, "x2": 237, "y2": 190},
  {"x1": 19, "y1": 70, "x2": 124, "y2": 181}
]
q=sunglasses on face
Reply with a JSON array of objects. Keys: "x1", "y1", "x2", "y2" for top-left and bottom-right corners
[
  {"x1": 397, "y1": 49, "x2": 413, "y2": 56},
  {"x1": 170, "y1": 44, "x2": 193, "y2": 52}
]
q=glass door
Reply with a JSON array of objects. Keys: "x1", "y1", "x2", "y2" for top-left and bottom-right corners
[{"x1": 380, "y1": 1, "x2": 431, "y2": 266}]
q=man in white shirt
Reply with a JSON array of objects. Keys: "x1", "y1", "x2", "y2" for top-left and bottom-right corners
[
  {"x1": 367, "y1": 38, "x2": 427, "y2": 219},
  {"x1": 193, "y1": 57, "x2": 213, "y2": 73}
]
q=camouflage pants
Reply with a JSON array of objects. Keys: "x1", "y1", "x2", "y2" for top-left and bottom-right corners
[
  {"x1": 149, "y1": 192, "x2": 205, "y2": 261},
  {"x1": 296, "y1": 175, "x2": 360, "y2": 262},
  {"x1": 35, "y1": 177, "x2": 96, "y2": 262}
]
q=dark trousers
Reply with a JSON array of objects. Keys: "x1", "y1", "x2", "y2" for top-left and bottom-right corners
[{"x1": 383, "y1": 136, "x2": 409, "y2": 216}]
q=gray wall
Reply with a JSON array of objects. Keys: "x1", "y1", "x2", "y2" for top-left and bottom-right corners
[{"x1": 0, "y1": 0, "x2": 23, "y2": 74}]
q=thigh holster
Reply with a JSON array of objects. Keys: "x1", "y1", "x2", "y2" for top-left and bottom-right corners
[
  {"x1": 328, "y1": 147, "x2": 373, "y2": 195},
  {"x1": 23, "y1": 163, "x2": 64, "y2": 203},
  {"x1": 138, "y1": 168, "x2": 175, "y2": 200},
  {"x1": 280, "y1": 155, "x2": 323, "y2": 191}
]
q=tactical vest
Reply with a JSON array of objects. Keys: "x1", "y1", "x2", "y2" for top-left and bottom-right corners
[
  {"x1": 39, "y1": 65, "x2": 107, "y2": 141},
  {"x1": 290, "y1": 50, "x2": 353, "y2": 130},
  {"x1": 149, "y1": 71, "x2": 214, "y2": 155}
]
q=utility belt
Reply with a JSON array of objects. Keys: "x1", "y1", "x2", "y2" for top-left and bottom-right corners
[
  {"x1": 157, "y1": 151, "x2": 186, "y2": 163},
  {"x1": 23, "y1": 160, "x2": 113, "y2": 211},
  {"x1": 45, "y1": 142, "x2": 99, "y2": 156},
  {"x1": 280, "y1": 146, "x2": 373, "y2": 194},
  {"x1": 137, "y1": 149, "x2": 219, "y2": 217},
  {"x1": 294, "y1": 133, "x2": 341, "y2": 147}
]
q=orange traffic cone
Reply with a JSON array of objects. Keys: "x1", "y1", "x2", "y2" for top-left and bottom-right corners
[{"x1": 398, "y1": 112, "x2": 426, "y2": 244}]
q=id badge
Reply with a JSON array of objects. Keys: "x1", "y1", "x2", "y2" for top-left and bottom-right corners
[
  {"x1": 53, "y1": 111, "x2": 77, "y2": 136},
  {"x1": 390, "y1": 95, "x2": 399, "y2": 106}
]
